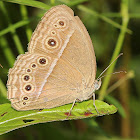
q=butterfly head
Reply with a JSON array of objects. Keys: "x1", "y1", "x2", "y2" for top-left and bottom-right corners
[{"x1": 94, "y1": 79, "x2": 102, "y2": 91}]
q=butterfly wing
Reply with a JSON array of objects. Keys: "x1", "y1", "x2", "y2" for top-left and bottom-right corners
[{"x1": 7, "y1": 5, "x2": 97, "y2": 110}]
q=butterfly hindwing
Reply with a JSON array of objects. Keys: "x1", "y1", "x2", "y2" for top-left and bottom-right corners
[{"x1": 7, "y1": 5, "x2": 97, "y2": 110}]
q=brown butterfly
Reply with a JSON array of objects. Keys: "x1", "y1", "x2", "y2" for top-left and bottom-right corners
[{"x1": 7, "y1": 5, "x2": 101, "y2": 112}]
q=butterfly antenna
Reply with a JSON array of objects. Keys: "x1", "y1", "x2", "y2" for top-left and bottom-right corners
[
  {"x1": 98, "y1": 71, "x2": 127, "y2": 80},
  {"x1": 97, "y1": 53, "x2": 123, "y2": 80}
]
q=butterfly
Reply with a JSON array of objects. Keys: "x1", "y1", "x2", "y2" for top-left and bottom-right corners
[{"x1": 7, "y1": 5, "x2": 101, "y2": 112}]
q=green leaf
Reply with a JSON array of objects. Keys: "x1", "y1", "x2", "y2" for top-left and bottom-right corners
[{"x1": 0, "y1": 100, "x2": 117, "y2": 135}]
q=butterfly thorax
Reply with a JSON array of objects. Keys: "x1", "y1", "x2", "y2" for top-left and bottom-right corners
[
  {"x1": 93, "y1": 79, "x2": 102, "y2": 91},
  {"x1": 76, "y1": 79, "x2": 101, "y2": 101}
]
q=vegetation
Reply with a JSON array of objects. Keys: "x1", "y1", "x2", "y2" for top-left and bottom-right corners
[{"x1": 0, "y1": 0, "x2": 139, "y2": 139}]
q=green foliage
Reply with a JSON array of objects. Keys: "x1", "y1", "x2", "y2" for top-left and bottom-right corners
[
  {"x1": 0, "y1": 0, "x2": 139, "y2": 139},
  {"x1": 0, "y1": 100, "x2": 117, "y2": 135}
]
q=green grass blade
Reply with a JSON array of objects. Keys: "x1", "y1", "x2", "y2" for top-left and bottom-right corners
[
  {"x1": 20, "y1": 5, "x2": 32, "y2": 42},
  {"x1": 99, "y1": 0, "x2": 130, "y2": 100},
  {"x1": 77, "y1": 5, "x2": 132, "y2": 34},
  {"x1": 1, "y1": 0, "x2": 51, "y2": 10},
  {"x1": 0, "y1": 78, "x2": 7, "y2": 99},
  {"x1": 0, "y1": 19, "x2": 32, "y2": 37},
  {"x1": 58, "y1": 0, "x2": 88, "y2": 6},
  {"x1": 50, "y1": 0, "x2": 55, "y2": 5},
  {"x1": 105, "y1": 95, "x2": 126, "y2": 118},
  {"x1": 0, "y1": 37, "x2": 15, "y2": 66},
  {"x1": 0, "y1": 1, "x2": 24, "y2": 54},
  {"x1": 0, "y1": 100, "x2": 117, "y2": 135},
  {"x1": 102, "y1": 13, "x2": 140, "y2": 18}
]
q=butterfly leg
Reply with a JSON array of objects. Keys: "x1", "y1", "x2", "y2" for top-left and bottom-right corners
[
  {"x1": 66, "y1": 99, "x2": 77, "y2": 119},
  {"x1": 93, "y1": 93, "x2": 100, "y2": 114}
]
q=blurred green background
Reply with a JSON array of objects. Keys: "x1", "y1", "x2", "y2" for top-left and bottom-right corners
[{"x1": 0, "y1": 0, "x2": 140, "y2": 139}]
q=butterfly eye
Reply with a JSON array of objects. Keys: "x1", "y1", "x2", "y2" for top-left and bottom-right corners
[
  {"x1": 26, "y1": 68, "x2": 32, "y2": 73},
  {"x1": 57, "y1": 19, "x2": 67, "y2": 28},
  {"x1": 21, "y1": 96, "x2": 30, "y2": 106},
  {"x1": 54, "y1": 24, "x2": 58, "y2": 28},
  {"x1": 45, "y1": 37, "x2": 58, "y2": 49},
  {"x1": 22, "y1": 74, "x2": 32, "y2": 82},
  {"x1": 39, "y1": 58, "x2": 46, "y2": 64},
  {"x1": 23, "y1": 96, "x2": 28, "y2": 100},
  {"x1": 54, "y1": 19, "x2": 67, "y2": 29},
  {"x1": 23, "y1": 83, "x2": 34, "y2": 93},
  {"x1": 22, "y1": 96, "x2": 29, "y2": 101},
  {"x1": 37, "y1": 57, "x2": 49, "y2": 66},
  {"x1": 31, "y1": 63, "x2": 37, "y2": 69},
  {"x1": 51, "y1": 31, "x2": 56, "y2": 35},
  {"x1": 59, "y1": 21, "x2": 64, "y2": 26},
  {"x1": 23, "y1": 102, "x2": 26, "y2": 105},
  {"x1": 48, "y1": 39, "x2": 56, "y2": 46},
  {"x1": 25, "y1": 85, "x2": 32, "y2": 91},
  {"x1": 24, "y1": 75, "x2": 30, "y2": 81}
]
